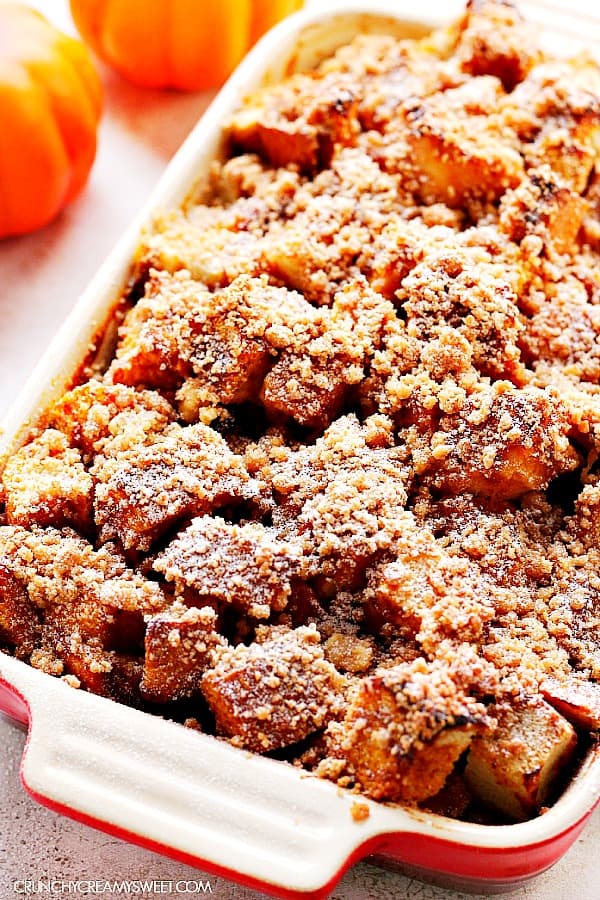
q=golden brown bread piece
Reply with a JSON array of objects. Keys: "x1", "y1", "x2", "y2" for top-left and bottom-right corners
[
  {"x1": 336, "y1": 652, "x2": 493, "y2": 803},
  {"x1": 417, "y1": 384, "x2": 580, "y2": 499},
  {"x1": 226, "y1": 71, "x2": 360, "y2": 171},
  {"x1": 464, "y1": 696, "x2": 577, "y2": 820},
  {"x1": 2, "y1": 430, "x2": 93, "y2": 532},
  {"x1": 405, "y1": 77, "x2": 523, "y2": 206},
  {"x1": 454, "y1": 0, "x2": 543, "y2": 90},
  {"x1": 0, "y1": 563, "x2": 40, "y2": 657},
  {"x1": 202, "y1": 625, "x2": 345, "y2": 752},
  {"x1": 49, "y1": 380, "x2": 175, "y2": 456},
  {"x1": 141, "y1": 603, "x2": 225, "y2": 704},
  {"x1": 92, "y1": 422, "x2": 257, "y2": 551},
  {"x1": 154, "y1": 515, "x2": 303, "y2": 620}
]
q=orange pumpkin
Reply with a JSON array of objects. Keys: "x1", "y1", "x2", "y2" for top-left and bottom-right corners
[
  {"x1": 0, "y1": 3, "x2": 102, "y2": 239},
  {"x1": 69, "y1": 0, "x2": 304, "y2": 91}
]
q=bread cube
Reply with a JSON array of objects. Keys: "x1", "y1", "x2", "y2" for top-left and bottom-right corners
[
  {"x1": 135, "y1": 160, "x2": 301, "y2": 286},
  {"x1": 43, "y1": 599, "x2": 117, "y2": 695},
  {"x1": 504, "y1": 59, "x2": 600, "y2": 193},
  {"x1": 262, "y1": 283, "x2": 395, "y2": 430},
  {"x1": 261, "y1": 356, "x2": 352, "y2": 431},
  {"x1": 227, "y1": 72, "x2": 360, "y2": 171},
  {"x1": 0, "y1": 524, "x2": 166, "y2": 617},
  {"x1": 464, "y1": 697, "x2": 577, "y2": 820},
  {"x1": 2, "y1": 430, "x2": 93, "y2": 532},
  {"x1": 138, "y1": 209, "x2": 263, "y2": 287},
  {"x1": 93, "y1": 422, "x2": 256, "y2": 551},
  {"x1": 406, "y1": 77, "x2": 523, "y2": 206},
  {"x1": 50, "y1": 380, "x2": 174, "y2": 456},
  {"x1": 519, "y1": 275, "x2": 600, "y2": 382},
  {"x1": 340, "y1": 655, "x2": 491, "y2": 802},
  {"x1": 141, "y1": 603, "x2": 225, "y2": 704},
  {"x1": 0, "y1": 563, "x2": 40, "y2": 656},
  {"x1": 201, "y1": 625, "x2": 345, "y2": 752},
  {"x1": 0, "y1": 525, "x2": 166, "y2": 697},
  {"x1": 424, "y1": 385, "x2": 580, "y2": 499},
  {"x1": 355, "y1": 218, "x2": 423, "y2": 300},
  {"x1": 110, "y1": 272, "x2": 318, "y2": 407},
  {"x1": 271, "y1": 415, "x2": 410, "y2": 589},
  {"x1": 364, "y1": 528, "x2": 494, "y2": 651},
  {"x1": 402, "y1": 248, "x2": 525, "y2": 383},
  {"x1": 455, "y1": 0, "x2": 542, "y2": 91},
  {"x1": 499, "y1": 168, "x2": 587, "y2": 254},
  {"x1": 154, "y1": 516, "x2": 303, "y2": 620},
  {"x1": 541, "y1": 677, "x2": 600, "y2": 730}
]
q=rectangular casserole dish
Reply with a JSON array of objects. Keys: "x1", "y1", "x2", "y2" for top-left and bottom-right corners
[{"x1": 1, "y1": 2, "x2": 600, "y2": 896}]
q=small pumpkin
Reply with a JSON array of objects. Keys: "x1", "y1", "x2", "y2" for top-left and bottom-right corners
[
  {"x1": 69, "y1": 0, "x2": 304, "y2": 91},
  {"x1": 0, "y1": 3, "x2": 102, "y2": 239}
]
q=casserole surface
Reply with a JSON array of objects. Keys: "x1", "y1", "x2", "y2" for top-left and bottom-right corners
[{"x1": 1, "y1": 3, "x2": 600, "y2": 896}]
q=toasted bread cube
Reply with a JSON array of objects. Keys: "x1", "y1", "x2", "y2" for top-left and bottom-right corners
[
  {"x1": 406, "y1": 78, "x2": 523, "y2": 207},
  {"x1": 455, "y1": 0, "x2": 542, "y2": 91},
  {"x1": 425, "y1": 385, "x2": 580, "y2": 499},
  {"x1": 261, "y1": 356, "x2": 351, "y2": 430},
  {"x1": 110, "y1": 272, "x2": 318, "y2": 406},
  {"x1": 154, "y1": 516, "x2": 303, "y2": 620},
  {"x1": 135, "y1": 168, "x2": 297, "y2": 286},
  {"x1": 227, "y1": 72, "x2": 360, "y2": 170},
  {"x1": 43, "y1": 600, "x2": 116, "y2": 695},
  {"x1": 262, "y1": 283, "x2": 395, "y2": 430},
  {"x1": 137, "y1": 209, "x2": 263, "y2": 287},
  {"x1": 141, "y1": 603, "x2": 225, "y2": 704},
  {"x1": 504, "y1": 59, "x2": 600, "y2": 193},
  {"x1": 464, "y1": 697, "x2": 577, "y2": 820},
  {"x1": 402, "y1": 249, "x2": 525, "y2": 383},
  {"x1": 541, "y1": 677, "x2": 600, "y2": 730},
  {"x1": 499, "y1": 168, "x2": 587, "y2": 254},
  {"x1": 2, "y1": 430, "x2": 93, "y2": 532},
  {"x1": 209, "y1": 153, "x2": 302, "y2": 206},
  {"x1": 50, "y1": 380, "x2": 174, "y2": 456},
  {"x1": 93, "y1": 422, "x2": 255, "y2": 551},
  {"x1": 108, "y1": 270, "x2": 199, "y2": 390},
  {"x1": 355, "y1": 218, "x2": 422, "y2": 300},
  {"x1": 42, "y1": 597, "x2": 145, "y2": 703},
  {"x1": 201, "y1": 625, "x2": 345, "y2": 752},
  {"x1": 0, "y1": 525, "x2": 167, "y2": 619},
  {"x1": 363, "y1": 528, "x2": 494, "y2": 650},
  {"x1": 527, "y1": 109, "x2": 600, "y2": 196},
  {"x1": 519, "y1": 275, "x2": 600, "y2": 381},
  {"x1": 271, "y1": 415, "x2": 409, "y2": 589},
  {"x1": 340, "y1": 655, "x2": 491, "y2": 803},
  {"x1": 0, "y1": 525, "x2": 164, "y2": 700},
  {"x1": 0, "y1": 563, "x2": 40, "y2": 656},
  {"x1": 263, "y1": 213, "x2": 366, "y2": 307}
]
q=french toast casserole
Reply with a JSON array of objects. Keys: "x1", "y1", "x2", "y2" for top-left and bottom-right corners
[{"x1": 2, "y1": 0, "x2": 600, "y2": 826}]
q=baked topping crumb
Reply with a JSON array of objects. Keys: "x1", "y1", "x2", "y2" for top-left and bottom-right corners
[{"x1": 2, "y1": 0, "x2": 600, "y2": 825}]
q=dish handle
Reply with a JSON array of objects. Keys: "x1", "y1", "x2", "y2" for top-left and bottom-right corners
[{"x1": 1, "y1": 656, "x2": 386, "y2": 898}]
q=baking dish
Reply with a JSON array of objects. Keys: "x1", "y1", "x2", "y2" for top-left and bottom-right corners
[{"x1": 1, "y1": 2, "x2": 600, "y2": 896}]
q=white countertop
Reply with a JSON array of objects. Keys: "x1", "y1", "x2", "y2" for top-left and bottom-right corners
[{"x1": 1, "y1": 2, "x2": 600, "y2": 898}]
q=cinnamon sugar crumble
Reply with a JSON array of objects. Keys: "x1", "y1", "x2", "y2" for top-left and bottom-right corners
[{"x1": 2, "y1": 0, "x2": 600, "y2": 824}]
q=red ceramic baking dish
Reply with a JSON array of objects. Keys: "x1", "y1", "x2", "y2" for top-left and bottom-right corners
[{"x1": 1, "y1": 2, "x2": 600, "y2": 897}]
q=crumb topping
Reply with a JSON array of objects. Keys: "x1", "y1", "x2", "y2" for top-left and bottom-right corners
[{"x1": 2, "y1": 0, "x2": 600, "y2": 824}]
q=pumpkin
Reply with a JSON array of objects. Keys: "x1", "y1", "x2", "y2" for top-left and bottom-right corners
[
  {"x1": 0, "y1": 3, "x2": 102, "y2": 239},
  {"x1": 69, "y1": 0, "x2": 304, "y2": 91}
]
